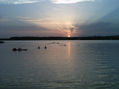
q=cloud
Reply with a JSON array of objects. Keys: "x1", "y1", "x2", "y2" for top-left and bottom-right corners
[
  {"x1": 75, "y1": 22, "x2": 119, "y2": 36},
  {"x1": 0, "y1": 0, "x2": 96, "y2": 4},
  {"x1": 0, "y1": 0, "x2": 41, "y2": 4},
  {"x1": 0, "y1": 16, "x2": 9, "y2": 22},
  {"x1": 18, "y1": 17, "x2": 78, "y2": 36},
  {"x1": 51, "y1": 0, "x2": 95, "y2": 4}
]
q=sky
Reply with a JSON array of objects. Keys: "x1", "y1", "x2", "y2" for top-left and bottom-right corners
[{"x1": 0, "y1": 0, "x2": 119, "y2": 37}]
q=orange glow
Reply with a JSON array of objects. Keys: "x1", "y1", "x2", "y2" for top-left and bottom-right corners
[
  {"x1": 22, "y1": 17, "x2": 77, "y2": 37},
  {"x1": 67, "y1": 34, "x2": 71, "y2": 37},
  {"x1": 67, "y1": 41, "x2": 71, "y2": 57},
  {"x1": 66, "y1": 30, "x2": 71, "y2": 37}
]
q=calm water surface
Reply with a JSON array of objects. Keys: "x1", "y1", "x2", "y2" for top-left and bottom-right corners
[{"x1": 0, "y1": 40, "x2": 119, "y2": 89}]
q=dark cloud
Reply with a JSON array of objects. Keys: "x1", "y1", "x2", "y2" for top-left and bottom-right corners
[{"x1": 76, "y1": 22, "x2": 119, "y2": 36}]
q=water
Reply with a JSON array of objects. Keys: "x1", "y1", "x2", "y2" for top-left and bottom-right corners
[{"x1": 0, "y1": 40, "x2": 119, "y2": 89}]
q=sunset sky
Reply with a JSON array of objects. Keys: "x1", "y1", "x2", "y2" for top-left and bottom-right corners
[{"x1": 0, "y1": 0, "x2": 119, "y2": 37}]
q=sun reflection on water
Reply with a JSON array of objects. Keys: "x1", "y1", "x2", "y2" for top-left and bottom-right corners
[{"x1": 67, "y1": 41, "x2": 71, "y2": 62}]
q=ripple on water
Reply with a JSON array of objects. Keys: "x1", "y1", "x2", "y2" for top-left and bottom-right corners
[
  {"x1": 0, "y1": 80, "x2": 90, "y2": 89},
  {"x1": 90, "y1": 81, "x2": 119, "y2": 89}
]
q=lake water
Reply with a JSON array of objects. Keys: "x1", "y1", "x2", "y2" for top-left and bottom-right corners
[{"x1": 0, "y1": 40, "x2": 119, "y2": 89}]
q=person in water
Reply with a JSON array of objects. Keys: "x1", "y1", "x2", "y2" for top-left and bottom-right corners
[
  {"x1": 44, "y1": 46, "x2": 47, "y2": 49},
  {"x1": 38, "y1": 46, "x2": 40, "y2": 49}
]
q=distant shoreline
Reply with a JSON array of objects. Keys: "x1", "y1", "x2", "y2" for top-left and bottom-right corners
[{"x1": 1, "y1": 35, "x2": 119, "y2": 40}]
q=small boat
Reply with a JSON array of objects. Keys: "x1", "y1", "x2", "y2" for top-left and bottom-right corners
[
  {"x1": 12, "y1": 48, "x2": 17, "y2": 51},
  {"x1": 38, "y1": 46, "x2": 40, "y2": 49},
  {"x1": 12, "y1": 48, "x2": 28, "y2": 52},
  {"x1": 44, "y1": 46, "x2": 47, "y2": 49},
  {"x1": 0, "y1": 41, "x2": 4, "y2": 43},
  {"x1": 21, "y1": 49, "x2": 27, "y2": 51}
]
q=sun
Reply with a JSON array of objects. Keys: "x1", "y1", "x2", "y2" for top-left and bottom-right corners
[
  {"x1": 68, "y1": 34, "x2": 71, "y2": 37},
  {"x1": 67, "y1": 33, "x2": 71, "y2": 37}
]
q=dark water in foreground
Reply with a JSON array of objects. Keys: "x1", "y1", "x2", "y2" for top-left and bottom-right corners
[{"x1": 0, "y1": 40, "x2": 119, "y2": 89}]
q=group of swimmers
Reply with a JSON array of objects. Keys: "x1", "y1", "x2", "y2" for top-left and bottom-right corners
[
  {"x1": 37, "y1": 45, "x2": 47, "y2": 49},
  {"x1": 12, "y1": 45, "x2": 47, "y2": 52}
]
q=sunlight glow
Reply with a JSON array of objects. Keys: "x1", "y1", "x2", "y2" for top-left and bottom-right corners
[
  {"x1": 21, "y1": 17, "x2": 77, "y2": 37},
  {"x1": 67, "y1": 41, "x2": 71, "y2": 57},
  {"x1": 68, "y1": 34, "x2": 71, "y2": 37},
  {"x1": 65, "y1": 30, "x2": 71, "y2": 37}
]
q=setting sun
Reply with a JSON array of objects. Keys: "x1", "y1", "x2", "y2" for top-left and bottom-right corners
[
  {"x1": 68, "y1": 34, "x2": 71, "y2": 37},
  {"x1": 67, "y1": 33, "x2": 71, "y2": 37}
]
